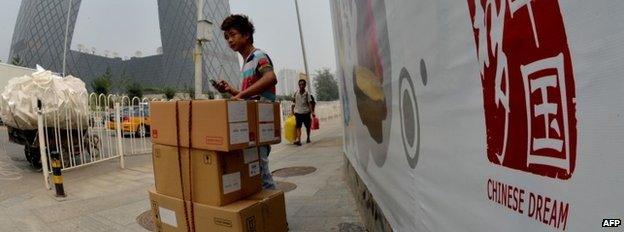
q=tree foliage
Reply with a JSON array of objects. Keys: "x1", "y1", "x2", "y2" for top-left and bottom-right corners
[
  {"x1": 126, "y1": 82, "x2": 144, "y2": 100},
  {"x1": 163, "y1": 87, "x2": 176, "y2": 100},
  {"x1": 91, "y1": 68, "x2": 113, "y2": 95},
  {"x1": 313, "y1": 68, "x2": 339, "y2": 101},
  {"x1": 11, "y1": 55, "x2": 24, "y2": 67}
]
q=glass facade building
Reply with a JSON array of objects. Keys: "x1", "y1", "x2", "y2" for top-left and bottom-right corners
[{"x1": 8, "y1": 0, "x2": 240, "y2": 91}]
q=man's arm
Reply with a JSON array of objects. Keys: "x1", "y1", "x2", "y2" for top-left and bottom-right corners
[
  {"x1": 233, "y1": 70, "x2": 277, "y2": 99},
  {"x1": 310, "y1": 95, "x2": 316, "y2": 116},
  {"x1": 291, "y1": 95, "x2": 296, "y2": 114}
]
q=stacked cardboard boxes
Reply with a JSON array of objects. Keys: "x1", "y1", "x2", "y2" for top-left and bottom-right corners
[{"x1": 148, "y1": 99, "x2": 286, "y2": 232}]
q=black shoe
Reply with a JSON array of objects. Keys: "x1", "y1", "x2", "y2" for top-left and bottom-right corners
[
  {"x1": 294, "y1": 141, "x2": 302, "y2": 146},
  {"x1": 306, "y1": 139, "x2": 311, "y2": 144}
]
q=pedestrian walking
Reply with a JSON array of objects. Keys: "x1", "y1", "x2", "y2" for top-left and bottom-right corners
[
  {"x1": 214, "y1": 14, "x2": 277, "y2": 189},
  {"x1": 291, "y1": 79, "x2": 315, "y2": 146}
]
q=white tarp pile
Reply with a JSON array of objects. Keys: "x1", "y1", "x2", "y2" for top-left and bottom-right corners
[{"x1": 0, "y1": 65, "x2": 88, "y2": 130}]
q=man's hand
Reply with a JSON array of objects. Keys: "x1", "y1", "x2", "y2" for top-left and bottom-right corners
[
  {"x1": 232, "y1": 93, "x2": 244, "y2": 100},
  {"x1": 215, "y1": 80, "x2": 231, "y2": 93}
]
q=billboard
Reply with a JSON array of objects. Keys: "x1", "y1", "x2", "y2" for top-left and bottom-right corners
[{"x1": 330, "y1": 0, "x2": 624, "y2": 231}]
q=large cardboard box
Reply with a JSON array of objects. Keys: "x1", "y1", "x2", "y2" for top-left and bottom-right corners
[
  {"x1": 192, "y1": 148, "x2": 262, "y2": 206},
  {"x1": 149, "y1": 189, "x2": 193, "y2": 232},
  {"x1": 149, "y1": 101, "x2": 190, "y2": 147},
  {"x1": 152, "y1": 144, "x2": 262, "y2": 206},
  {"x1": 152, "y1": 144, "x2": 191, "y2": 200},
  {"x1": 194, "y1": 200, "x2": 265, "y2": 232},
  {"x1": 249, "y1": 102, "x2": 282, "y2": 145},
  {"x1": 248, "y1": 189, "x2": 288, "y2": 232},
  {"x1": 150, "y1": 100, "x2": 255, "y2": 151}
]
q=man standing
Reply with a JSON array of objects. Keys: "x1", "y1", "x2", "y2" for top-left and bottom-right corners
[
  {"x1": 291, "y1": 79, "x2": 315, "y2": 146},
  {"x1": 215, "y1": 14, "x2": 276, "y2": 189}
]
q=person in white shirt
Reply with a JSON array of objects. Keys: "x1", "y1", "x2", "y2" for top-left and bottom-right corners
[{"x1": 291, "y1": 79, "x2": 315, "y2": 146}]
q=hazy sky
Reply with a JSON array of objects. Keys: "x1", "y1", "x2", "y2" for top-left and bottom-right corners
[{"x1": 0, "y1": 0, "x2": 336, "y2": 74}]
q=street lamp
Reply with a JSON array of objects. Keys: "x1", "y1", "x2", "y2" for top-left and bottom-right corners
[
  {"x1": 197, "y1": 19, "x2": 214, "y2": 42},
  {"x1": 294, "y1": 0, "x2": 311, "y2": 94},
  {"x1": 194, "y1": 0, "x2": 213, "y2": 99}
]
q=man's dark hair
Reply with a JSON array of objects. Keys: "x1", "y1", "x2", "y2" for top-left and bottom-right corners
[
  {"x1": 298, "y1": 79, "x2": 307, "y2": 85},
  {"x1": 221, "y1": 14, "x2": 255, "y2": 43}
]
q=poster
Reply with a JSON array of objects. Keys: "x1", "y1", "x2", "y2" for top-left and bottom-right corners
[{"x1": 330, "y1": 0, "x2": 624, "y2": 231}]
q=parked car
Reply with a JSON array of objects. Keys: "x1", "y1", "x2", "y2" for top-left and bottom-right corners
[{"x1": 108, "y1": 104, "x2": 150, "y2": 137}]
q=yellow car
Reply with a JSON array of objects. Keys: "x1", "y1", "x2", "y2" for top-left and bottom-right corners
[{"x1": 108, "y1": 105, "x2": 151, "y2": 137}]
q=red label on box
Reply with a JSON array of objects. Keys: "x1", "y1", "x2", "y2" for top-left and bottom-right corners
[
  {"x1": 467, "y1": 0, "x2": 577, "y2": 179},
  {"x1": 205, "y1": 136, "x2": 224, "y2": 145},
  {"x1": 152, "y1": 129, "x2": 158, "y2": 139}
]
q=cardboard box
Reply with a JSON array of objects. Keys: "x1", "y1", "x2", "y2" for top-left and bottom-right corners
[
  {"x1": 149, "y1": 189, "x2": 193, "y2": 232},
  {"x1": 194, "y1": 200, "x2": 265, "y2": 232},
  {"x1": 152, "y1": 144, "x2": 262, "y2": 206},
  {"x1": 249, "y1": 102, "x2": 282, "y2": 145},
  {"x1": 150, "y1": 100, "x2": 255, "y2": 151},
  {"x1": 192, "y1": 148, "x2": 261, "y2": 206},
  {"x1": 152, "y1": 144, "x2": 191, "y2": 200},
  {"x1": 241, "y1": 147, "x2": 263, "y2": 196},
  {"x1": 249, "y1": 190, "x2": 288, "y2": 232},
  {"x1": 149, "y1": 101, "x2": 191, "y2": 147}
]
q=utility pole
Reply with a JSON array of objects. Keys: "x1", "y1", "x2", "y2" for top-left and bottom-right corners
[
  {"x1": 194, "y1": 0, "x2": 206, "y2": 99},
  {"x1": 62, "y1": 0, "x2": 73, "y2": 77},
  {"x1": 295, "y1": 0, "x2": 311, "y2": 93}
]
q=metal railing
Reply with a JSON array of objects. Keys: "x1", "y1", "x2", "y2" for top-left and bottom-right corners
[
  {"x1": 37, "y1": 93, "x2": 155, "y2": 189},
  {"x1": 279, "y1": 100, "x2": 342, "y2": 123}
]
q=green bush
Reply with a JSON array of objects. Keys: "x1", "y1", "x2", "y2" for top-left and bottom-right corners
[
  {"x1": 163, "y1": 87, "x2": 176, "y2": 100},
  {"x1": 126, "y1": 82, "x2": 144, "y2": 100},
  {"x1": 91, "y1": 68, "x2": 114, "y2": 96}
]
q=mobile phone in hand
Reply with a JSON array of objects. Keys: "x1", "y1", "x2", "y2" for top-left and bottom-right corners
[
  {"x1": 210, "y1": 79, "x2": 218, "y2": 88},
  {"x1": 210, "y1": 79, "x2": 222, "y2": 92}
]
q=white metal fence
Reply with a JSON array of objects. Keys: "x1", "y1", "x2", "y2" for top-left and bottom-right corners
[
  {"x1": 36, "y1": 93, "x2": 156, "y2": 189},
  {"x1": 279, "y1": 100, "x2": 342, "y2": 123}
]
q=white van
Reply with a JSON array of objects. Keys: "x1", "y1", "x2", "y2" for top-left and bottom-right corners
[
  {"x1": 0, "y1": 63, "x2": 36, "y2": 91},
  {"x1": 0, "y1": 63, "x2": 37, "y2": 124}
]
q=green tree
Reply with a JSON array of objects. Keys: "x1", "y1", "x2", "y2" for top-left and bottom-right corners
[
  {"x1": 163, "y1": 87, "x2": 176, "y2": 100},
  {"x1": 91, "y1": 68, "x2": 113, "y2": 95},
  {"x1": 11, "y1": 55, "x2": 24, "y2": 67},
  {"x1": 313, "y1": 68, "x2": 339, "y2": 101},
  {"x1": 126, "y1": 82, "x2": 144, "y2": 100}
]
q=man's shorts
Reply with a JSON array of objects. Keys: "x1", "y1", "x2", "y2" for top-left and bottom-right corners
[{"x1": 295, "y1": 113, "x2": 311, "y2": 129}]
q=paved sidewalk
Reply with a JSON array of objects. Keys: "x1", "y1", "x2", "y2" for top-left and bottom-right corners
[{"x1": 0, "y1": 117, "x2": 365, "y2": 232}]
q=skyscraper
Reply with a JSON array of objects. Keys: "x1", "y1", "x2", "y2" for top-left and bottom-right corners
[{"x1": 8, "y1": 0, "x2": 240, "y2": 92}]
